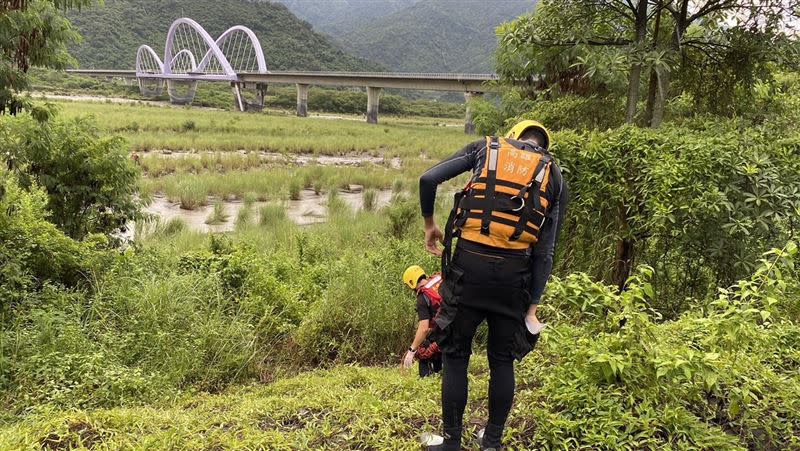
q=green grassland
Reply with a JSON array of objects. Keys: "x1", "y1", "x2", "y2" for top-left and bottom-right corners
[
  {"x1": 50, "y1": 100, "x2": 474, "y2": 207},
  {"x1": 54, "y1": 101, "x2": 470, "y2": 157}
]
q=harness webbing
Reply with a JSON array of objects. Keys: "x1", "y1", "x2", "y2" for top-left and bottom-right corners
[
  {"x1": 480, "y1": 137, "x2": 500, "y2": 236},
  {"x1": 510, "y1": 158, "x2": 550, "y2": 241}
]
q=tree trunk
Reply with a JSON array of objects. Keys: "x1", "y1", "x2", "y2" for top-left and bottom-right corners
[
  {"x1": 644, "y1": 69, "x2": 658, "y2": 125},
  {"x1": 625, "y1": 65, "x2": 643, "y2": 124},
  {"x1": 643, "y1": 4, "x2": 663, "y2": 125},
  {"x1": 612, "y1": 202, "x2": 636, "y2": 291},
  {"x1": 651, "y1": 1, "x2": 688, "y2": 128},
  {"x1": 650, "y1": 69, "x2": 670, "y2": 127},
  {"x1": 613, "y1": 238, "x2": 636, "y2": 292},
  {"x1": 624, "y1": 0, "x2": 650, "y2": 124}
]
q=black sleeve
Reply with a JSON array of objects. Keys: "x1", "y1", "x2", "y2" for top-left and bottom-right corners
[
  {"x1": 416, "y1": 294, "x2": 431, "y2": 321},
  {"x1": 529, "y1": 165, "x2": 569, "y2": 305},
  {"x1": 419, "y1": 140, "x2": 483, "y2": 217}
]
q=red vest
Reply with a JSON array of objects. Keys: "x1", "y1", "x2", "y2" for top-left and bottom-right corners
[{"x1": 418, "y1": 273, "x2": 443, "y2": 311}]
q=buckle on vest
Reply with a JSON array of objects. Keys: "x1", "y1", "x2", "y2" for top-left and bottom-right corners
[{"x1": 510, "y1": 196, "x2": 526, "y2": 212}]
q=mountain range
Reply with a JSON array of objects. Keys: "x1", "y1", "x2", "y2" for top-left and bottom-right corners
[
  {"x1": 66, "y1": 0, "x2": 536, "y2": 74},
  {"x1": 67, "y1": 0, "x2": 381, "y2": 71},
  {"x1": 273, "y1": 0, "x2": 536, "y2": 73}
]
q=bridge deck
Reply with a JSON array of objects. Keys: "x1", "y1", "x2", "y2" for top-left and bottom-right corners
[{"x1": 67, "y1": 69, "x2": 500, "y2": 92}]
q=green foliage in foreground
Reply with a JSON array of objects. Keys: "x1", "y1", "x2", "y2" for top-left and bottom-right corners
[
  {"x1": 0, "y1": 243, "x2": 798, "y2": 449},
  {"x1": 0, "y1": 171, "x2": 97, "y2": 311},
  {"x1": 1, "y1": 142, "x2": 799, "y2": 448},
  {"x1": 550, "y1": 121, "x2": 800, "y2": 312},
  {"x1": 0, "y1": 114, "x2": 141, "y2": 240}
]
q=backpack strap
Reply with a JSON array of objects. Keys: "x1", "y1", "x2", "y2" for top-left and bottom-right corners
[
  {"x1": 480, "y1": 137, "x2": 500, "y2": 236},
  {"x1": 510, "y1": 158, "x2": 551, "y2": 241},
  {"x1": 442, "y1": 190, "x2": 465, "y2": 275}
]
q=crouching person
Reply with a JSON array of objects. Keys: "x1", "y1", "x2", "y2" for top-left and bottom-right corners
[{"x1": 401, "y1": 265, "x2": 443, "y2": 378}]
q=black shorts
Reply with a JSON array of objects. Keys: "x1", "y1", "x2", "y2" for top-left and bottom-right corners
[{"x1": 434, "y1": 240, "x2": 540, "y2": 360}]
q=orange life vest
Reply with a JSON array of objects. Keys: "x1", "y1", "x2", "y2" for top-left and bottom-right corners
[{"x1": 454, "y1": 136, "x2": 552, "y2": 250}]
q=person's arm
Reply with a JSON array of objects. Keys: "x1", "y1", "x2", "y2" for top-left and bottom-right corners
[
  {"x1": 403, "y1": 319, "x2": 432, "y2": 369},
  {"x1": 410, "y1": 320, "x2": 432, "y2": 350},
  {"x1": 527, "y1": 166, "x2": 569, "y2": 319},
  {"x1": 403, "y1": 295, "x2": 435, "y2": 368},
  {"x1": 419, "y1": 141, "x2": 482, "y2": 255}
]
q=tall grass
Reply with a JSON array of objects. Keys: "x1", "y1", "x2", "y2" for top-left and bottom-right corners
[
  {"x1": 259, "y1": 204, "x2": 288, "y2": 227},
  {"x1": 177, "y1": 181, "x2": 207, "y2": 210},
  {"x1": 55, "y1": 101, "x2": 473, "y2": 159},
  {"x1": 149, "y1": 166, "x2": 406, "y2": 209},
  {"x1": 205, "y1": 201, "x2": 228, "y2": 225},
  {"x1": 288, "y1": 179, "x2": 302, "y2": 201},
  {"x1": 363, "y1": 188, "x2": 377, "y2": 212}
]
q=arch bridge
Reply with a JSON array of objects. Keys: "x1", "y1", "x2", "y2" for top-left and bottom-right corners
[{"x1": 76, "y1": 18, "x2": 501, "y2": 133}]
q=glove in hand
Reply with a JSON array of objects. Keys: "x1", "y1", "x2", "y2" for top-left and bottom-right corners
[{"x1": 402, "y1": 350, "x2": 416, "y2": 369}]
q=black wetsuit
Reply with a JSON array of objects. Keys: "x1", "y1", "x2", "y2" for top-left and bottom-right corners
[{"x1": 419, "y1": 138, "x2": 568, "y2": 450}]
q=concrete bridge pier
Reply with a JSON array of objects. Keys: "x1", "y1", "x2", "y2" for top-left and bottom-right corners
[
  {"x1": 167, "y1": 79, "x2": 198, "y2": 105},
  {"x1": 464, "y1": 91, "x2": 484, "y2": 134},
  {"x1": 367, "y1": 87, "x2": 381, "y2": 124},
  {"x1": 138, "y1": 77, "x2": 164, "y2": 97},
  {"x1": 296, "y1": 83, "x2": 310, "y2": 117},
  {"x1": 231, "y1": 82, "x2": 268, "y2": 112}
]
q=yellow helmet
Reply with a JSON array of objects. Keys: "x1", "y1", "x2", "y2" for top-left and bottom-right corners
[
  {"x1": 402, "y1": 265, "x2": 426, "y2": 290},
  {"x1": 506, "y1": 120, "x2": 551, "y2": 150}
]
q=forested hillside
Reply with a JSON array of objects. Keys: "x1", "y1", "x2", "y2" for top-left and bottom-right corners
[
  {"x1": 270, "y1": 0, "x2": 416, "y2": 34},
  {"x1": 333, "y1": 0, "x2": 535, "y2": 72},
  {"x1": 66, "y1": 0, "x2": 382, "y2": 71}
]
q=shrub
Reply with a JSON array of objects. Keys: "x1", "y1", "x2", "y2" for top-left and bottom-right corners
[
  {"x1": 549, "y1": 123, "x2": 800, "y2": 314},
  {"x1": 1, "y1": 115, "x2": 141, "y2": 240},
  {"x1": 0, "y1": 172, "x2": 92, "y2": 310},
  {"x1": 386, "y1": 197, "x2": 419, "y2": 238},
  {"x1": 180, "y1": 120, "x2": 197, "y2": 132}
]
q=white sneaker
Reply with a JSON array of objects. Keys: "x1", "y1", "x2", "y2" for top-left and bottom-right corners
[
  {"x1": 420, "y1": 432, "x2": 444, "y2": 446},
  {"x1": 477, "y1": 427, "x2": 485, "y2": 442}
]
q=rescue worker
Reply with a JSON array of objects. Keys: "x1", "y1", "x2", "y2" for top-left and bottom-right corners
[
  {"x1": 401, "y1": 265, "x2": 443, "y2": 378},
  {"x1": 418, "y1": 121, "x2": 568, "y2": 450}
]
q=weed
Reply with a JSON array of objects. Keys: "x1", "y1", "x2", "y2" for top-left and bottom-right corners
[
  {"x1": 236, "y1": 206, "x2": 253, "y2": 228},
  {"x1": 363, "y1": 189, "x2": 377, "y2": 212},
  {"x1": 288, "y1": 179, "x2": 302, "y2": 201},
  {"x1": 259, "y1": 204, "x2": 287, "y2": 227},
  {"x1": 177, "y1": 182, "x2": 207, "y2": 210},
  {"x1": 327, "y1": 190, "x2": 349, "y2": 217},
  {"x1": 162, "y1": 218, "x2": 187, "y2": 236},
  {"x1": 181, "y1": 120, "x2": 197, "y2": 132},
  {"x1": 243, "y1": 192, "x2": 258, "y2": 208},
  {"x1": 205, "y1": 201, "x2": 228, "y2": 225}
]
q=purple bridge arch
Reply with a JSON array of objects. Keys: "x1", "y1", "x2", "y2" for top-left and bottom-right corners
[{"x1": 135, "y1": 18, "x2": 268, "y2": 111}]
